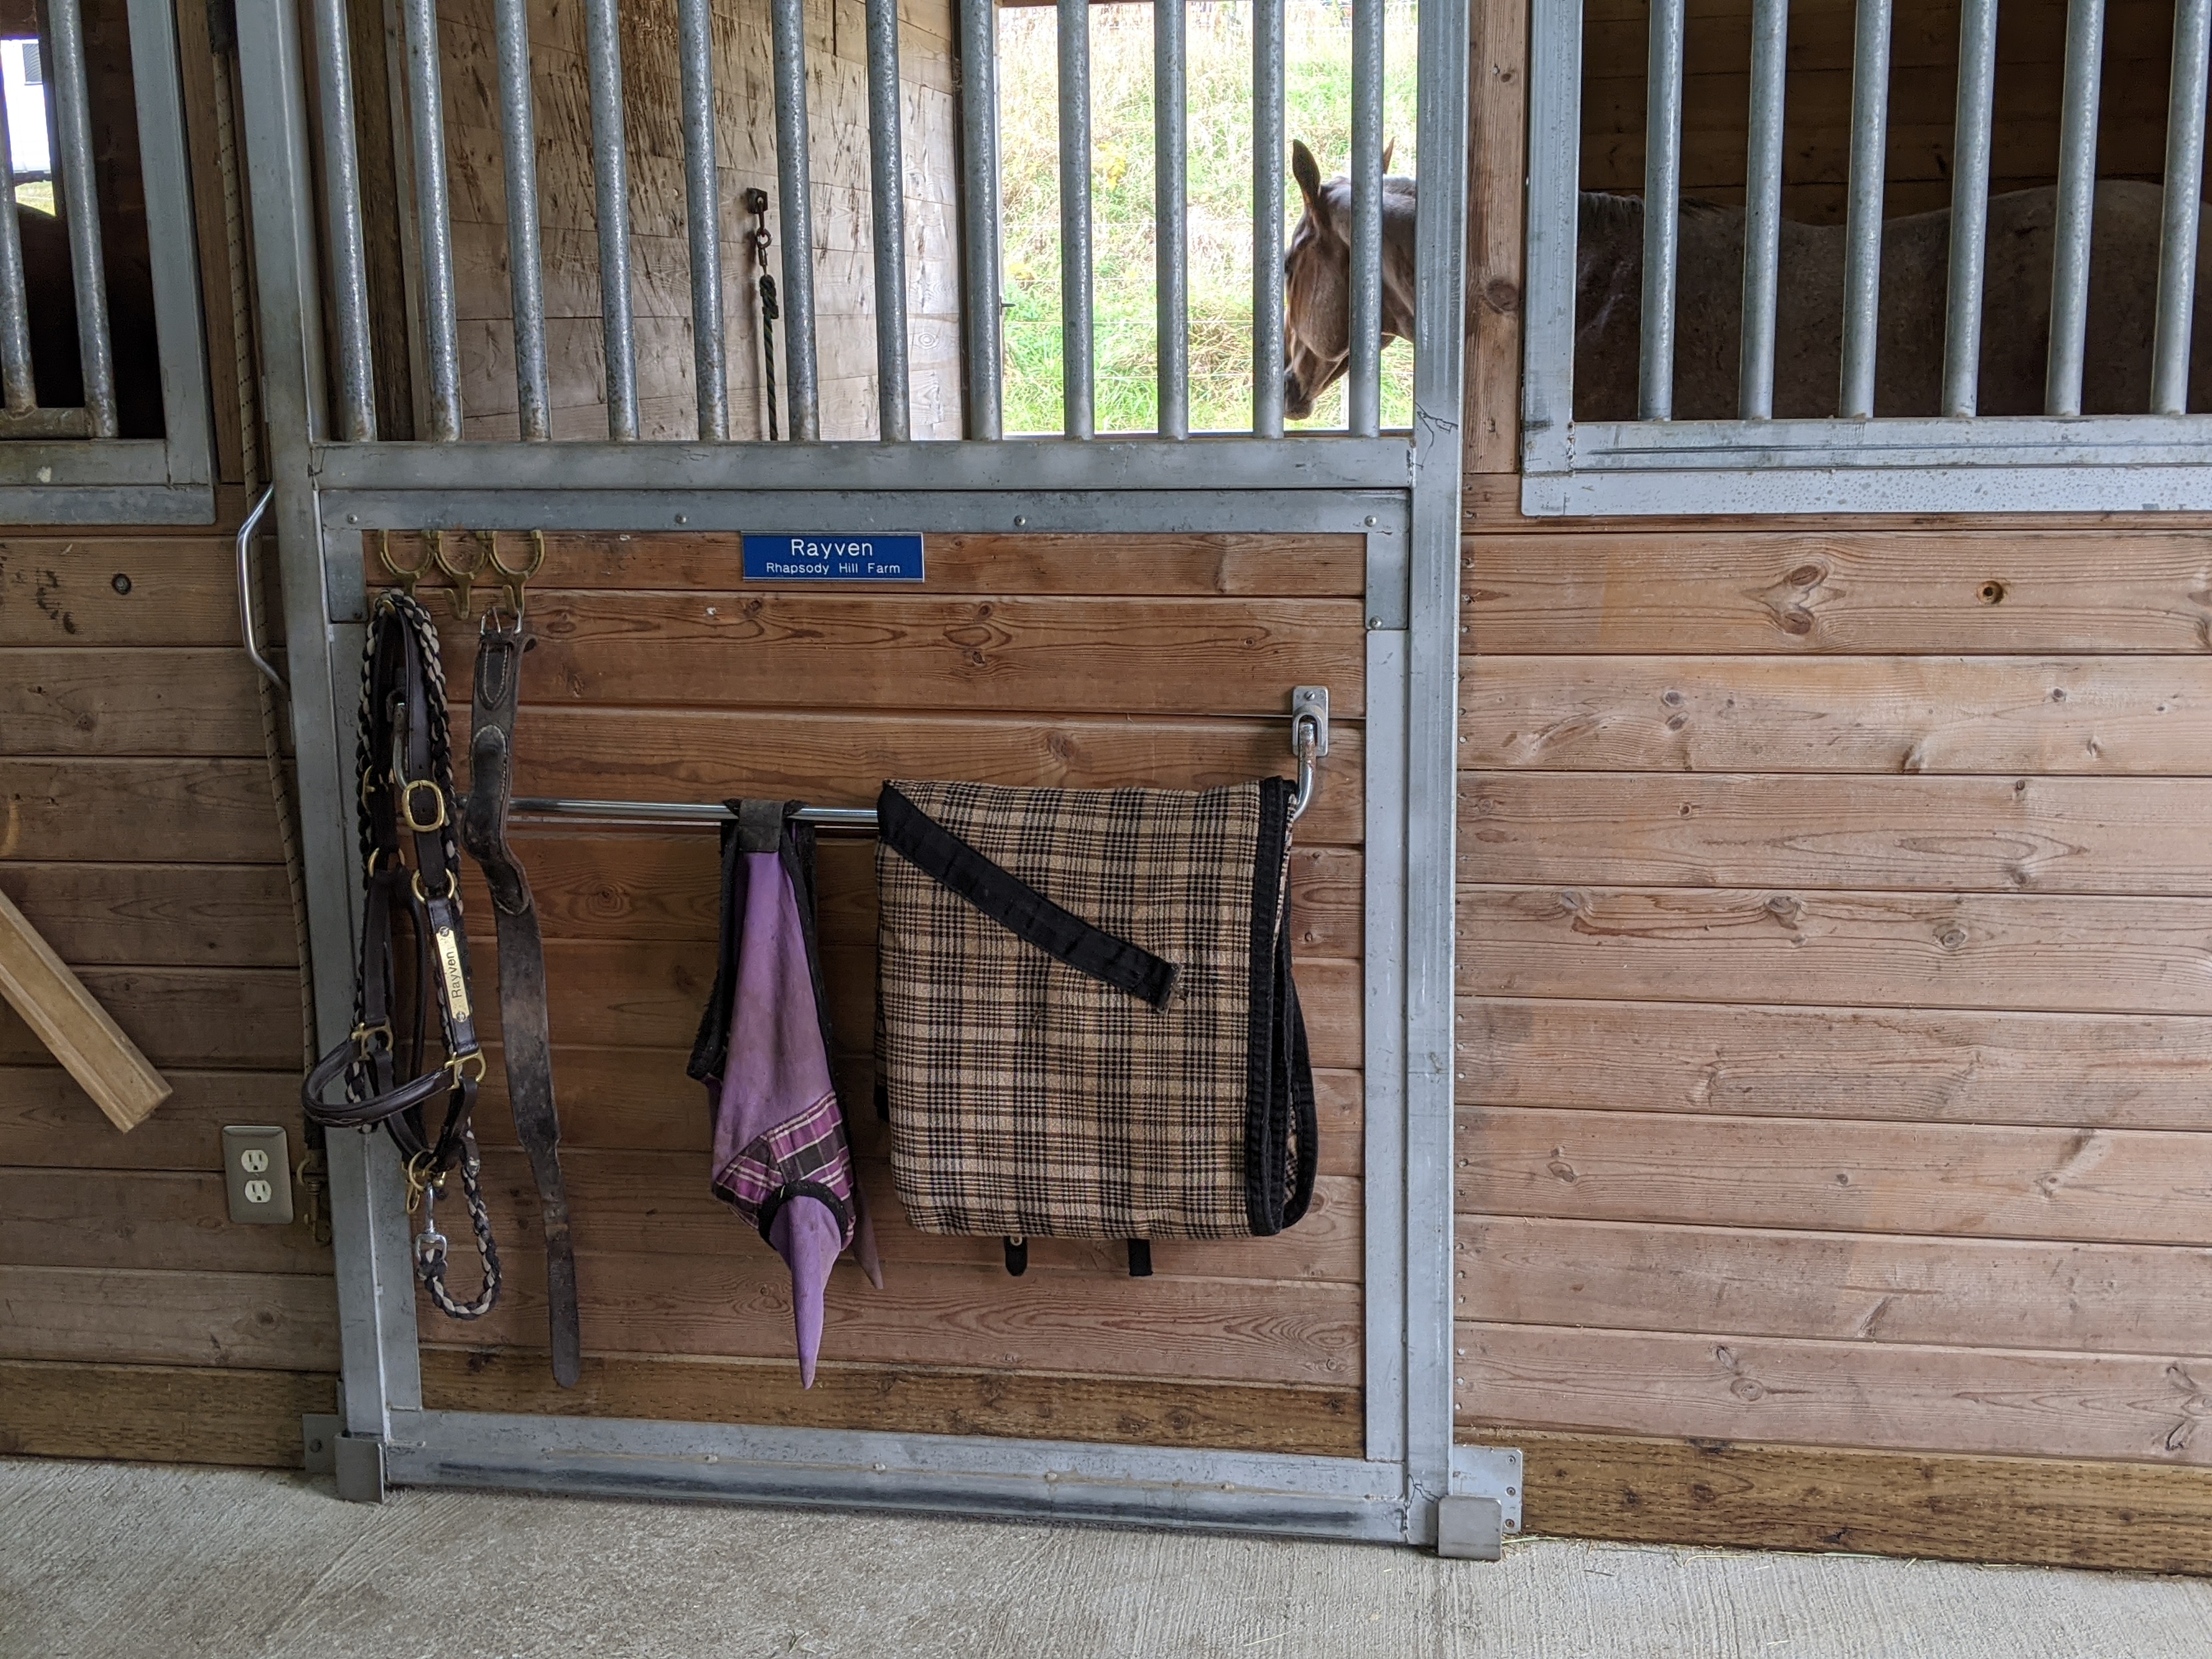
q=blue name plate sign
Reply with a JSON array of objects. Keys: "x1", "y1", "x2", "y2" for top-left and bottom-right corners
[{"x1": 742, "y1": 533, "x2": 925, "y2": 583}]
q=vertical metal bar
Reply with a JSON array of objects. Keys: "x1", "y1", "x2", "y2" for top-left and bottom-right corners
[
  {"x1": 583, "y1": 0, "x2": 637, "y2": 439},
  {"x1": 957, "y1": 0, "x2": 1002, "y2": 439},
  {"x1": 1252, "y1": 0, "x2": 1285, "y2": 435},
  {"x1": 0, "y1": 76, "x2": 33, "y2": 413},
  {"x1": 1737, "y1": 0, "x2": 1787, "y2": 420},
  {"x1": 2155, "y1": 0, "x2": 2212, "y2": 414},
  {"x1": 1943, "y1": 0, "x2": 2000, "y2": 417},
  {"x1": 494, "y1": 0, "x2": 550, "y2": 441},
  {"x1": 1407, "y1": 0, "x2": 1470, "y2": 1540},
  {"x1": 2046, "y1": 0, "x2": 2104, "y2": 415},
  {"x1": 1521, "y1": 0, "x2": 1583, "y2": 481},
  {"x1": 771, "y1": 0, "x2": 820, "y2": 441},
  {"x1": 866, "y1": 0, "x2": 909, "y2": 442},
  {"x1": 1839, "y1": 0, "x2": 1892, "y2": 418},
  {"x1": 312, "y1": 0, "x2": 376, "y2": 441},
  {"x1": 399, "y1": 0, "x2": 460, "y2": 441},
  {"x1": 678, "y1": 0, "x2": 727, "y2": 441},
  {"x1": 125, "y1": 0, "x2": 213, "y2": 487},
  {"x1": 45, "y1": 0, "x2": 113, "y2": 436},
  {"x1": 1638, "y1": 0, "x2": 1685, "y2": 420},
  {"x1": 1155, "y1": 0, "x2": 1188, "y2": 438},
  {"x1": 1058, "y1": 0, "x2": 1093, "y2": 438},
  {"x1": 1347, "y1": 0, "x2": 1383, "y2": 435}
]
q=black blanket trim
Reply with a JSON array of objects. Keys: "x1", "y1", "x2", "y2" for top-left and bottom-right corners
[
  {"x1": 876, "y1": 783, "x2": 1181, "y2": 1011},
  {"x1": 1242, "y1": 776, "x2": 1318, "y2": 1237}
]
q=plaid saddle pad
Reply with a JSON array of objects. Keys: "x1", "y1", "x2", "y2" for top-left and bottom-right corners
[{"x1": 874, "y1": 777, "x2": 1317, "y2": 1241}]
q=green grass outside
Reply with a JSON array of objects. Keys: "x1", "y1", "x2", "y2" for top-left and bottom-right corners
[{"x1": 998, "y1": 0, "x2": 1421, "y2": 437}]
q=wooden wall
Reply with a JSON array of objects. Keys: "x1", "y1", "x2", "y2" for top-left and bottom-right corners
[
  {"x1": 380, "y1": 531, "x2": 1368, "y2": 1454},
  {"x1": 1460, "y1": 0, "x2": 2212, "y2": 1573},
  {"x1": 0, "y1": 521, "x2": 338, "y2": 1466},
  {"x1": 1582, "y1": 0, "x2": 2194, "y2": 222},
  {"x1": 427, "y1": 0, "x2": 962, "y2": 441}
]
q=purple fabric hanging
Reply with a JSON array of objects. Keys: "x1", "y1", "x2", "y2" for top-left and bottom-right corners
[{"x1": 690, "y1": 800, "x2": 879, "y2": 1386}]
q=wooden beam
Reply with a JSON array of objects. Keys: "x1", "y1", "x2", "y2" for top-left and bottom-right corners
[
  {"x1": 0, "y1": 1359, "x2": 335, "y2": 1466},
  {"x1": 0, "y1": 890, "x2": 169, "y2": 1131},
  {"x1": 1466, "y1": 1427, "x2": 2212, "y2": 1575}
]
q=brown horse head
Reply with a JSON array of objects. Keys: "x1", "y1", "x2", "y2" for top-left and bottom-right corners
[{"x1": 1283, "y1": 139, "x2": 1417, "y2": 420}]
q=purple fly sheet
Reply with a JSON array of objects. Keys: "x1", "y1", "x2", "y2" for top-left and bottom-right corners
[{"x1": 688, "y1": 800, "x2": 879, "y2": 1385}]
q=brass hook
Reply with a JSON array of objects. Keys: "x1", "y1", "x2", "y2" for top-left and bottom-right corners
[
  {"x1": 375, "y1": 529, "x2": 431, "y2": 598},
  {"x1": 430, "y1": 528, "x2": 488, "y2": 619},
  {"x1": 483, "y1": 528, "x2": 545, "y2": 623}
]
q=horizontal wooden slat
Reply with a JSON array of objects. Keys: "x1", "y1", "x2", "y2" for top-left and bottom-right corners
[
  {"x1": 0, "y1": 1359, "x2": 333, "y2": 1467},
  {"x1": 1460, "y1": 885, "x2": 2212, "y2": 1015},
  {"x1": 0, "y1": 650, "x2": 267, "y2": 755},
  {"x1": 465, "y1": 832, "x2": 1363, "y2": 956},
  {"x1": 437, "y1": 1249, "x2": 1362, "y2": 1386},
  {"x1": 475, "y1": 1148, "x2": 1360, "y2": 1284},
  {"x1": 488, "y1": 707, "x2": 1365, "y2": 847},
  {"x1": 1459, "y1": 1215, "x2": 2212, "y2": 1354},
  {"x1": 0, "y1": 1066, "x2": 304, "y2": 1169},
  {"x1": 0, "y1": 1264, "x2": 337, "y2": 1369},
  {"x1": 1463, "y1": 1428, "x2": 2212, "y2": 1574},
  {"x1": 0, "y1": 968, "x2": 303, "y2": 1070},
  {"x1": 0, "y1": 537, "x2": 251, "y2": 647},
  {"x1": 471, "y1": 938, "x2": 1363, "y2": 1070},
  {"x1": 0, "y1": 863, "x2": 294, "y2": 967},
  {"x1": 1461, "y1": 772, "x2": 2212, "y2": 893},
  {"x1": 1456, "y1": 1322, "x2": 2212, "y2": 1464},
  {"x1": 470, "y1": 1047, "x2": 1367, "y2": 1176},
  {"x1": 1457, "y1": 1105, "x2": 2212, "y2": 1244},
  {"x1": 373, "y1": 532, "x2": 1366, "y2": 597},
  {"x1": 0, "y1": 1169, "x2": 331, "y2": 1273},
  {"x1": 1464, "y1": 530, "x2": 2212, "y2": 656},
  {"x1": 1458, "y1": 996, "x2": 2212, "y2": 1129},
  {"x1": 1461, "y1": 657, "x2": 2212, "y2": 774},
  {"x1": 419, "y1": 595, "x2": 1365, "y2": 719},
  {"x1": 0, "y1": 760, "x2": 284, "y2": 862},
  {"x1": 421, "y1": 1347, "x2": 1360, "y2": 1455}
]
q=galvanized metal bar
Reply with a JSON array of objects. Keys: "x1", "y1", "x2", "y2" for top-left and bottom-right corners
[
  {"x1": 494, "y1": 0, "x2": 550, "y2": 441},
  {"x1": 866, "y1": 0, "x2": 909, "y2": 442},
  {"x1": 1521, "y1": 0, "x2": 1583, "y2": 472},
  {"x1": 1360, "y1": 618, "x2": 1407, "y2": 1464},
  {"x1": 957, "y1": 0, "x2": 1003, "y2": 439},
  {"x1": 1737, "y1": 0, "x2": 1787, "y2": 419},
  {"x1": 45, "y1": 0, "x2": 113, "y2": 437},
  {"x1": 678, "y1": 0, "x2": 727, "y2": 441},
  {"x1": 1058, "y1": 0, "x2": 1093, "y2": 437},
  {"x1": 311, "y1": 0, "x2": 375, "y2": 441},
  {"x1": 2155, "y1": 0, "x2": 2212, "y2": 414},
  {"x1": 0, "y1": 75, "x2": 35, "y2": 414},
  {"x1": 1839, "y1": 0, "x2": 1893, "y2": 418},
  {"x1": 399, "y1": 0, "x2": 461, "y2": 441},
  {"x1": 583, "y1": 0, "x2": 637, "y2": 438},
  {"x1": 771, "y1": 0, "x2": 820, "y2": 440},
  {"x1": 1347, "y1": 0, "x2": 1384, "y2": 436},
  {"x1": 1252, "y1": 0, "x2": 1286, "y2": 435},
  {"x1": 1155, "y1": 0, "x2": 1188, "y2": 439},
  {"x1": 123, "y1": 0, "x2": 214, "y2": 489},
  {"x1": 1638, "y1": 0, "x2": 1686, "y2": 420},
  {"x1": 1943, "y1": 0, "x2": 2000, "y2": 417},
  {"x1": 2046, "y1": 0, "x2": 2106, "y2": 415}
]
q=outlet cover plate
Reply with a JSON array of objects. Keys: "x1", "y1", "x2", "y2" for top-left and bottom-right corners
[{"x1": 222, "y1": 1125, "x2": 294, "y2": 1224}]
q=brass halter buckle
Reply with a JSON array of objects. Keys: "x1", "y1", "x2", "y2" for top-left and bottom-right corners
[{"x1": 400, "y1": 777, "x2": 449, "y2": 833}]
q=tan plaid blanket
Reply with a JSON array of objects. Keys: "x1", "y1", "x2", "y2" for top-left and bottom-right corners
[{"x1": 874, "y1": 777, "x2": 1317, "y2": 1241}]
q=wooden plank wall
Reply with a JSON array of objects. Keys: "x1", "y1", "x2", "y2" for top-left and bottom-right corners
[
  {"x1": 0, "y1": 523, "x2": 338, "y2": 1466},
  {"x1": 1581, "y1": 0, "x2": 2187, "y2": 222},
  {"x1": 379, "y1": 531, "x2": 1368, "y2": 1454},
  {"x1": 430, "y1": 0, "x2": 962, "y2": 441},
  {"x1": 1459, "y1": 0, "x2": 2212, "y2": 1571}
]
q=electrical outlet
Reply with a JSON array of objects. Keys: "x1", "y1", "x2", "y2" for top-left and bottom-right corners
[{"x1": 222, "y1": 1125, "x2": 294, "y2": 1224}]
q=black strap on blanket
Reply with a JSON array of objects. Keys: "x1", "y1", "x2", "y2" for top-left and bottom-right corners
[
  {"x1": 876, "y1": 784, "x2": 1180, "y2": 1009},
  {"x1": 302, "y1": 590, "x2": 499, "y2": 1322},
  {"x1": 456, "y1": 613, "x2": 581, "y2": 1387},
  {"x1": 1243, "y1": 777, "x2": 1318, "y2": 1237}
]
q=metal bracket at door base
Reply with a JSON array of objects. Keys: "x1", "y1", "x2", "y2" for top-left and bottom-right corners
[
  {"x1": 1447, "y1": 1443, "x2": 1523, "y2": 1550},
  {"x1": 1436, "y1": 1496, "x2": 1505, "y2": 1561},
  {"x1": 334, "y1": 1432, "x2": 390, "y2": 1503}
]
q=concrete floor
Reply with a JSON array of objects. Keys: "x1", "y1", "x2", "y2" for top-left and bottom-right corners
[{"x1": 3, "y1": 1458, "x2": 2207, "y2": 1658}]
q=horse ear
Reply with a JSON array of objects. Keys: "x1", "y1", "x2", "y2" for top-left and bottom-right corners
[
  {"x1": 1291, "y1": 139, "x2": 1324, "y2": 212},
  {"x1": 1382, "y1": 138, "x2": 1397, "y2": 174}
]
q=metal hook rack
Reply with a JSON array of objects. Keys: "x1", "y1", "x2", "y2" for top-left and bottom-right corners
[{"x1": 509, "y1": 685, "x2": 1331, "y2": 830}]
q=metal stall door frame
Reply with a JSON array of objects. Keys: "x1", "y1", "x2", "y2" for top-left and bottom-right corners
[{"x1": 229, "y1": 0, "x2": 1498, "y2": 1548}]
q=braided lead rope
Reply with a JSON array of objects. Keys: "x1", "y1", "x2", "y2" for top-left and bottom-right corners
[{"x1": 414, "y1": 1132, "x2": 501, "y2": 1321}]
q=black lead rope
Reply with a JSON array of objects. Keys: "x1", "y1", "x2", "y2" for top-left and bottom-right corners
[
  {"x1": 747, "y1": 187, "x2": 782, "y2": 441},
  {"x1": 302, "y1": 589, "x2": 500, "y2": 1321}
]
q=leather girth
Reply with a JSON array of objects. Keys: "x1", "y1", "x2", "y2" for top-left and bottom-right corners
[{"x1": 458, "y1": 620, "x2": 583, "y2": 1388}]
